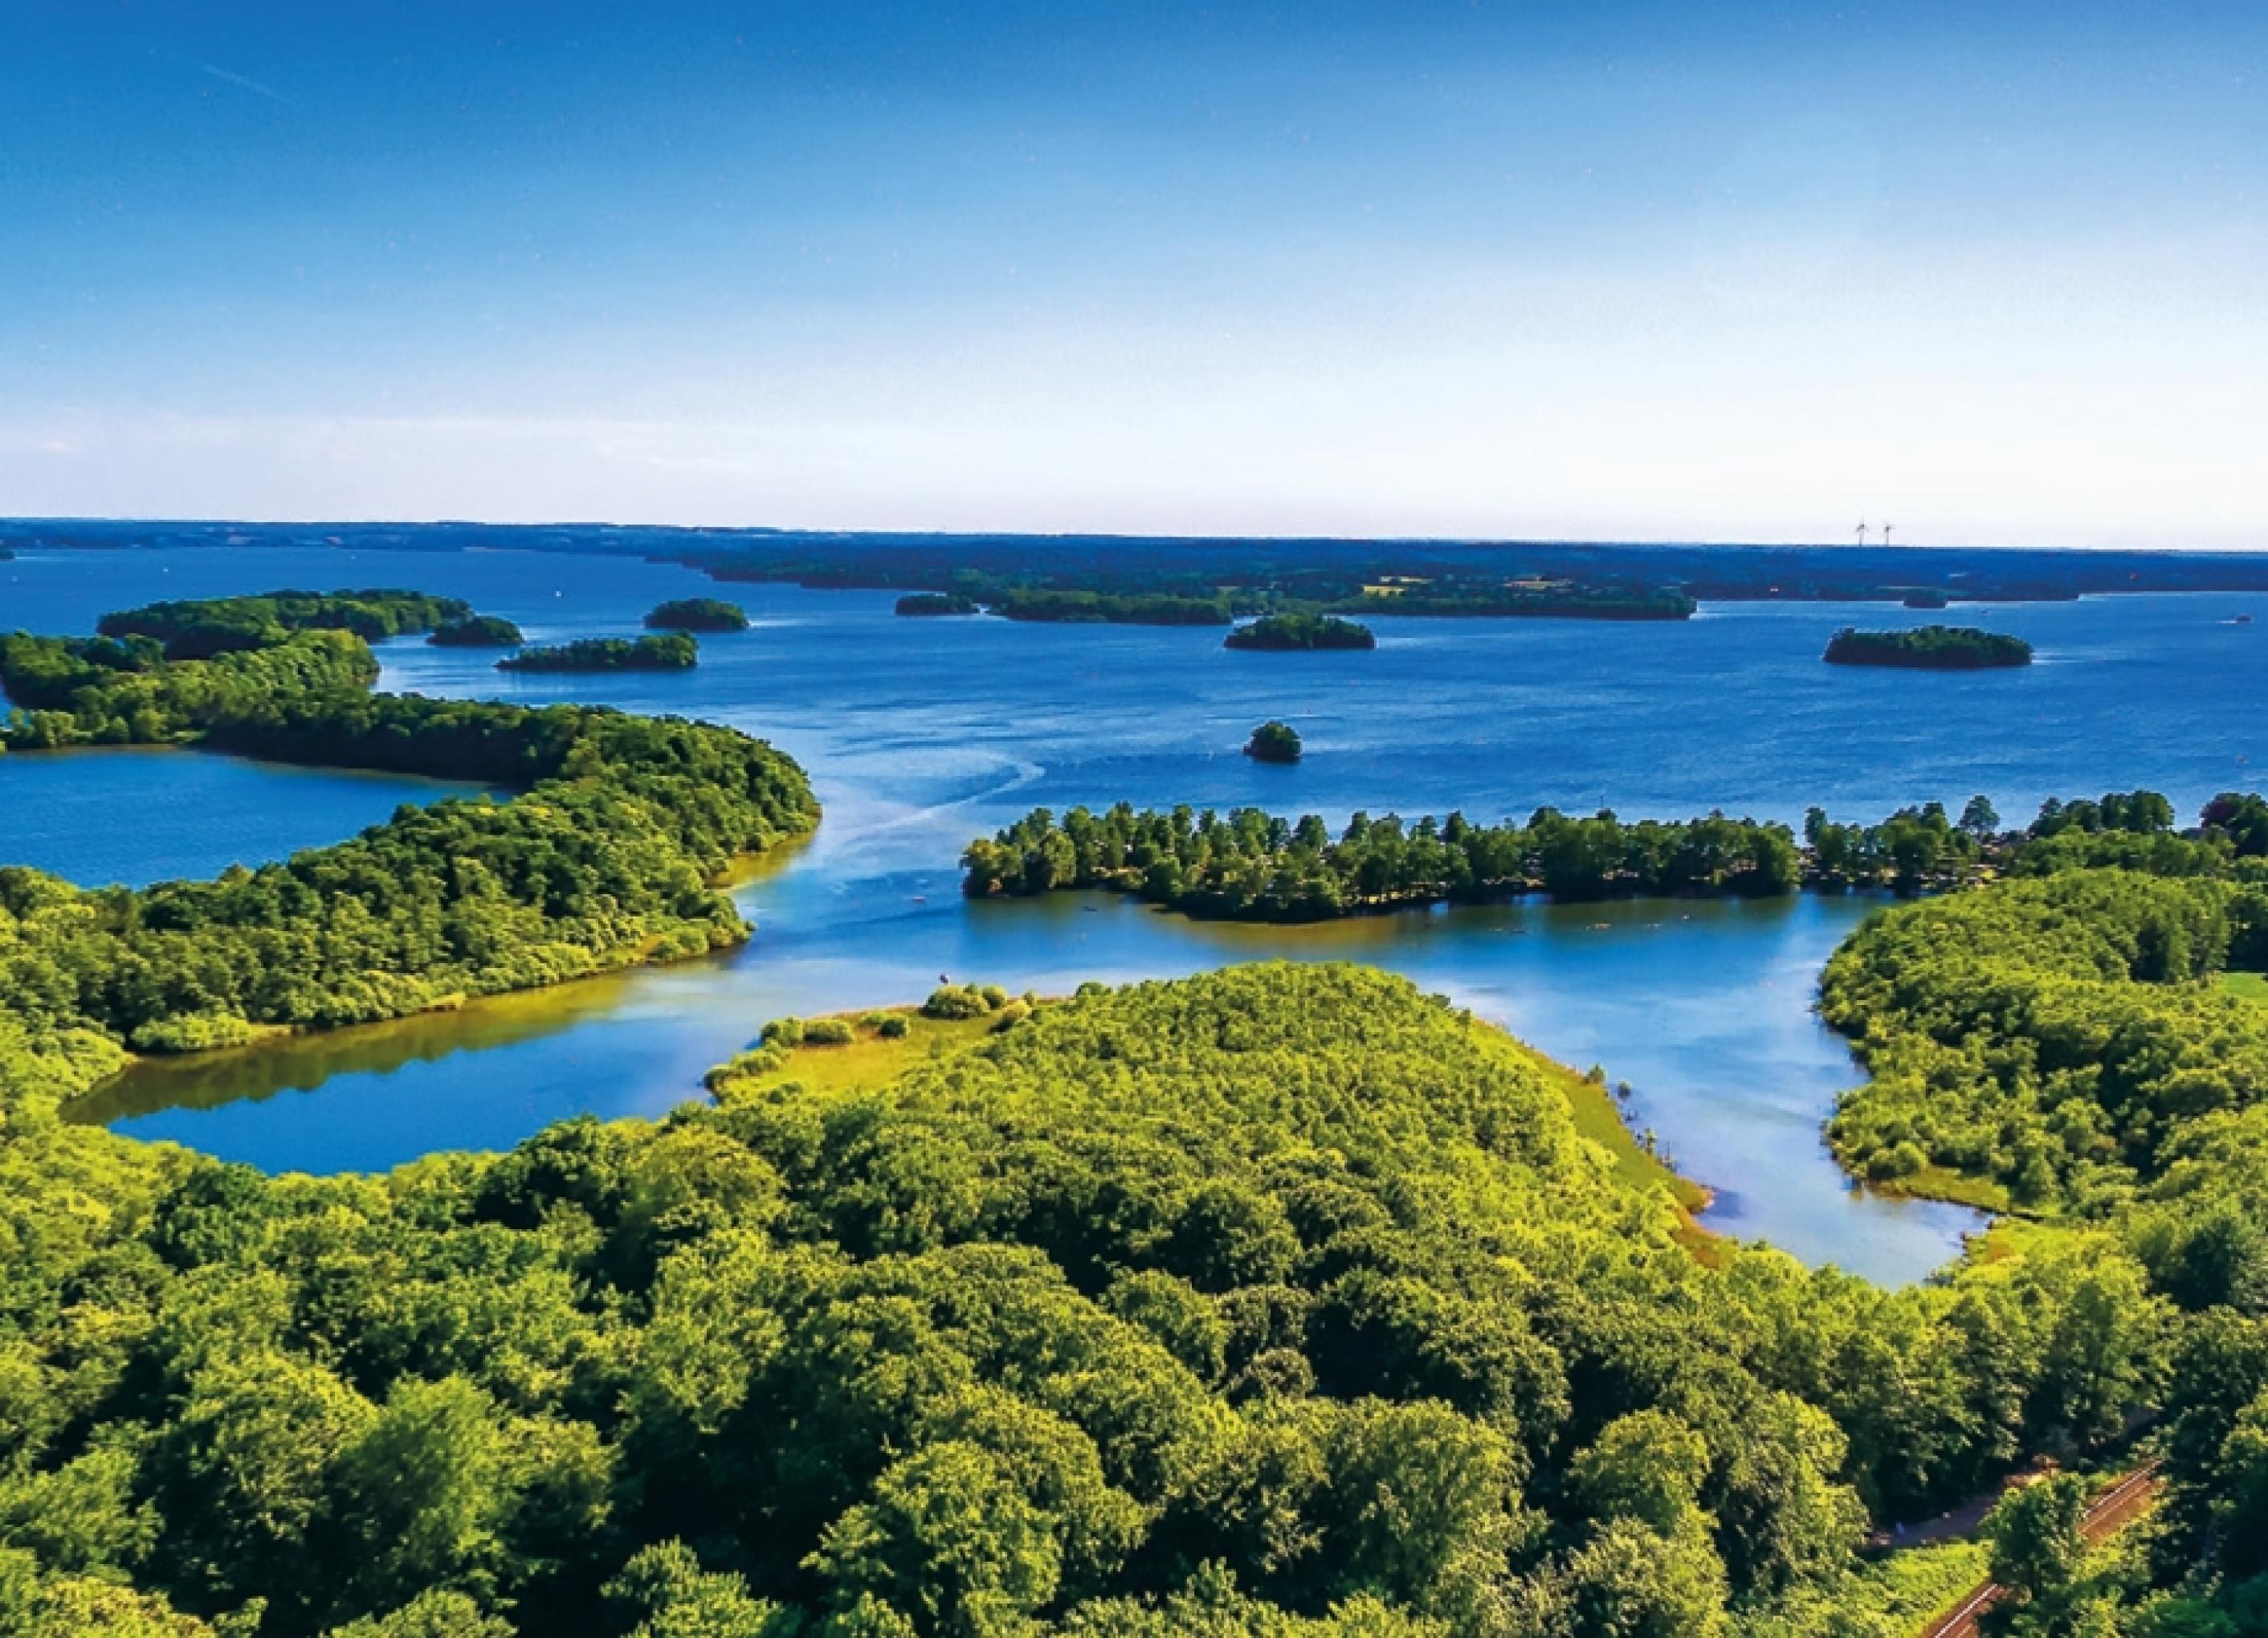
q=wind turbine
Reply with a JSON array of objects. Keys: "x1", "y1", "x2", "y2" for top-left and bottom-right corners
[
  {"x1": 1882, "y1": 521, "x2": 1895, "y2": 546},
  {"x1": 1854, "y1": 520, "x2": 1869, "y2": 547}
]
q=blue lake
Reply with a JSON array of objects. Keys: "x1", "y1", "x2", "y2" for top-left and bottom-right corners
[
  {"x1": 10, "y1": 541, "x2": 2267, "y2": 1284},
  {"x1": 0, "y1": 745, "x2": 481, "y2": 888}
]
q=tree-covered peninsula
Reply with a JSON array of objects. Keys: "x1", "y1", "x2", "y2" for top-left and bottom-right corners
[
  {"x1": 96, "y1": 589, "x2": 474, "y2": 660},
  {"x1": 965, "y1": 803, "x2": 1802, "y2": 917},
  {"x1": 993, "y1": 586, "x2": 1237, "y2": 625},
  {"x1": 498, "y1": 634, "x2": 699, "y2": 672},
  {"x1": 645, "y1": 596, "x2": 749, "y2": 632},
  {"x1": 964, "y1": 791, "x2": 2198, "y2": 921},
  {"x1": 0, "y1": 596, "x2": 815, "y2": 1080},
  {"x1": 1823, "y1": 624, "x2": 2033, "y2": 668},
  {"x1": 428, "y1": 614, "x2": 525, "y2": 647},
  {"x1": 1339, "y1": 584, "x2": 1695, "y2": 620},
  {"x1": 1801, "y1": 821, "x2": 2268, "y2": 1633},
  {"x1": 1225, "y1": 612, "x2": 1377, "y2": 652}
]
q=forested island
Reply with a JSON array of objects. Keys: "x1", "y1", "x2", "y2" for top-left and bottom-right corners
[
  {"x1": 1225, "y1": 612, "x2": 1377, "y2": 652},
  {"x1": 961, "y1": 790, "x2": 2212, "y2": 919},
  {"x1": 427, "y1": 614, "x2": 524, "y2": 647},
  {"x1": 96, "y1": 588, "x2": 473, "y2": 660},
  {"x1": 498, "y1": 634, "x2": 699, "y2": 672},
  {"x1": 993, "y1": 586, "x2": 1238, "y2": 625},
  {"x1": 644, "y1": 596, "x2": 749, "y2": 632},
  {"x1": 1824, "y1": 624, "x2": 2033, "y2": 668},
  {"x1": 1245, "y1": 720, "x2": 1303, "y2": 762},
  {"x1": 894, "y1": 590, "x2": 979, "y2": 615}
]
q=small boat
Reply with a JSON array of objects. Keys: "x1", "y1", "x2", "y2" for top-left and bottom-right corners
[{"x1": 2230, "y1": 614, "x2": 2253, "y2": 626}]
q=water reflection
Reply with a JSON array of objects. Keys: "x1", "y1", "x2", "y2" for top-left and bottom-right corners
[{"x1": 78, "y1": 880, "x2": 1987, "y2": 1285}]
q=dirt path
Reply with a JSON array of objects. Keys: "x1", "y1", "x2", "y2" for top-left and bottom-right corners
[{"x1": 1917, "y1": 1463, "x2": 2162, "y2": 1638}]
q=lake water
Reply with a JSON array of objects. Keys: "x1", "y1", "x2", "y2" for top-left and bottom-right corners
[
  {"x1": 11, "y1": 542, "x2": 2268, "y2": 1284},
  {"x1": 0, "y1": 746, "x2": 482, "y2": 888}
]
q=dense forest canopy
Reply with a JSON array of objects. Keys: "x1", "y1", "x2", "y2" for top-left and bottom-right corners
[
  {"x1": 430, "y1": 615, "x2": 526, "y2": 648},
  {"x1": 990, "y1": 587, "x2": 1239, "y2": 626},
  {"x1": 645, "y1": 598, "x2": 749, "y2": 632},
  {"x1": 961, "y1": 803, "x2": 1972, "y2": 920},
  {"x1": 1822, "y1": 626, "x2": 2033, "y2": 669},
  {"x1": 961, "y1": 793, "x2": 2243, "y2": 925},
  {"x1": 497, "y1": 635, "x2": 699, "y2": 672},
  {"x1": 0, "y1": 955, "x2": 2201, "y2": 1636},
  {"x1": 894, "y1": 593, "x2": 979, "y2": 616},
  {"x1": 1224, "y1": 615, "x2": 1377, "y2": 652},
  {"x1": 96, "y1": 590, "x2": 473, "y2": 662}
]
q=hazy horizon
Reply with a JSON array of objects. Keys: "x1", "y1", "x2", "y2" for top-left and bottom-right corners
[
  {"x1": 6, "y1": 2, "x2": 2262, "y2": 547},
  {"x1": 12, "y1": 515, "x2": 2268, "y2": 556}
]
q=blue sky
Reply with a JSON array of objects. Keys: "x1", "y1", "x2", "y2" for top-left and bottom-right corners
[{"x1": 2, "y1": 1, "x2": 2262, "y2": 543}]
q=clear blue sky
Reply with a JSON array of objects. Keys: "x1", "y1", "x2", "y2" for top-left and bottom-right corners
[{"x1": 2, "y1": 1, "x2": 2262, "y2": 544}]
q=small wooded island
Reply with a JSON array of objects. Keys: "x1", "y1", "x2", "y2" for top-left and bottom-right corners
[
  {"x1": 96, "y1": 588, "x2": 472, "y2": 660},
  {"x1": 1225, "y1": 612, "x2": 1377, "y2": 651},
  {"x1": 1824, "y1": 624, "x2": 2032, "y2": 669},
  {"x1": 895, "y1": 591, "x2": 980, "y2": 615},
  {"x1": 427, "y1": 614, "x2": 524, "y2": 647},
  {"x1": 1244, "y1": 720, "x2": 1303, "y2": 762},
  {"x1": 644, "y1": 596, "x2": 749, "y2": 631},
  {"x1": 498, "y1": 633, "x2": 699, "y2": 672}
]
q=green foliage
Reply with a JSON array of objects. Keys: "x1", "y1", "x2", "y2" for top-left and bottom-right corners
[
  {"x1": 1224, "y1": 614, "x2": 1377, "y2": 652},
  {"x1": 1245, "y1": 722, "x2": 1303, "y2": 764},
  {"x1": 497, "y1": 635, "x2": 699, "y2": 672},
  {"x1": 1821, "y1": 868, "x2": 2268, "y2": 1207},
  {"x1": 993, "y1": 587, "x2": 1234, "y2": 626},
  {"x1": 1987, "y1": 1472, "x2": 2091, "y2": 1611},
  {"x1": 428, "y1": 616, "x2": 525, "y2": 648},
  {"x1": 0, "y1": 945, "x2": 2226, "y2": 1632},
  {"x1": 96, "y1": 590, "x2": 472, "y2": 660},
  {"x1": 962, "y1": 803, "x2": 1801, "y2": 920},
  {"x1": 921, "y1": 986, "x2": 995, "y2": 1020},
  {"x1": 1822, "y1": 626, "x2": 2033, "y2": 668},
  {"x1": 895, "y1": 594, "x2": 980, "y2": 617},
  {"x1": 645, "y1": 599, "x2": 750, "y2": 633}
]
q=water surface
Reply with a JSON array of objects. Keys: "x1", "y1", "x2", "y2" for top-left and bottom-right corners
[
  {"x1": 17, "y1": 542, "x2": 2266, "y2": 1283},
  {"x1": 0, "y1": 745, "x2": 481, "y2": 888}
]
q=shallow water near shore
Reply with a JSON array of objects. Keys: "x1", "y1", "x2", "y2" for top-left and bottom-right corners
[{"x1": 14, "y1": 541, "x2": 2268, "y2": 1282}]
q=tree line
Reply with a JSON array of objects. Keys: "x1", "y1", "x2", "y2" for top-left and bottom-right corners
[
  {"x1": 497, "y1": 635, "x2": 699, "y2": 672},
  {"x1": 963, "y1": 791, "x2": 2264, "y2": 922}
]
